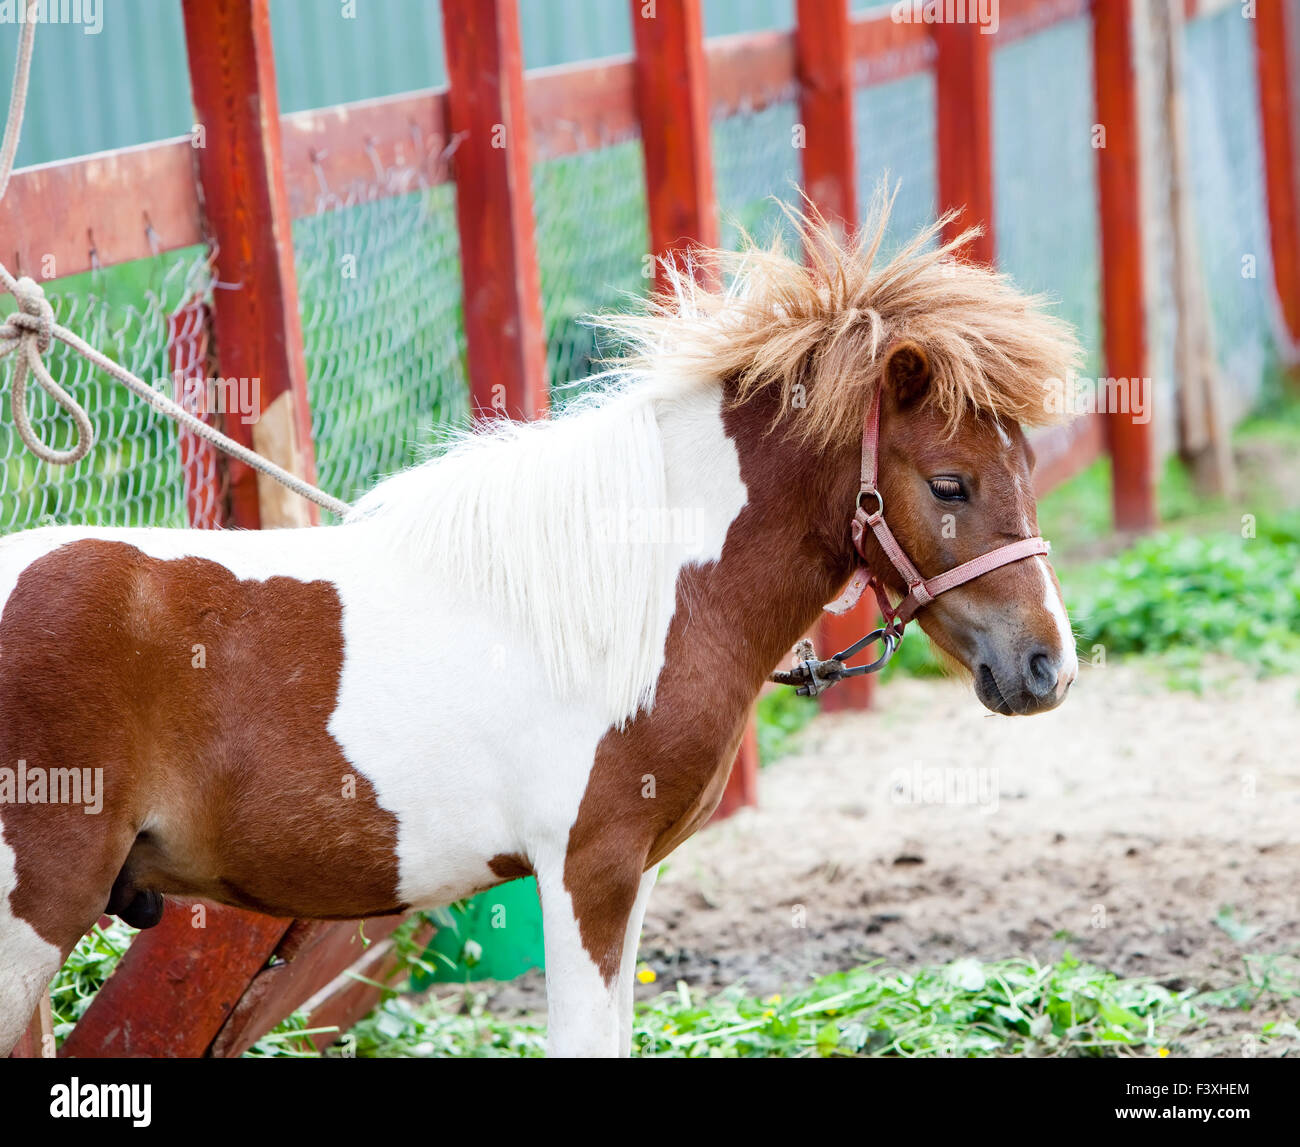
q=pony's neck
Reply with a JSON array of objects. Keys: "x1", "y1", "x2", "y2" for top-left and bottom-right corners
[{"x1": 659, "y1": 379, "x2": 864, "y2": 696}]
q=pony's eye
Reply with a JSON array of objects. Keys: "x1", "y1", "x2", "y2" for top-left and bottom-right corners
[{"x1": 929, "y1": 477, "x2": 966, "y2": 502}]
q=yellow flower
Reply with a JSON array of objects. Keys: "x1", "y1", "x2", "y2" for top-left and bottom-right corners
[
  {"x1": 1157, "y1": 1047, "x2": 1170, "y2": 1058},
  {"x1": 763, "y1": 1009, "x2": 776, "y2": 1019},
  {"x1": 662, "y1": 1023, "x2": 676, "y2": 1035},
  {"x1": 825, "y1": 1009, "x2": 839, "y2": 1017},
  {"x1": 765, "y1": 994, "x2": 782, "y2": 1005},
  {"x1": 636, "y1": 966, "x2": 657, "y2": 984}
]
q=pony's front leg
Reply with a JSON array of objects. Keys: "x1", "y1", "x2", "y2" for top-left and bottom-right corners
[
  {"x1": 617, "y1": 866, "x2": 658, "y2": 1056},
  {"x1": 536, "y1": 858, "x2": 652, "y2": 1058}
]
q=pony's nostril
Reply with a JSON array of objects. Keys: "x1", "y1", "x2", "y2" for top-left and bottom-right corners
[{"x1": 1027, "y1": 650, "x2": 1058, "y2": 697}]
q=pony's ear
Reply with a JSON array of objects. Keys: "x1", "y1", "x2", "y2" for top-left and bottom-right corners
[{"x1": 883, "y1": 340, "x2": 931, "y2": 409}]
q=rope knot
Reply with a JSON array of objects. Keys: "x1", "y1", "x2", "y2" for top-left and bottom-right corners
[{"x1": 10, "y1": 275, "x2": 53, "y2": 353}]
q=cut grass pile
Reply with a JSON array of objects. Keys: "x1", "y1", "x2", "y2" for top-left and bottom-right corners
[{"x1": 247, "y1": 950, "x2": 1298, "y2": 1059}]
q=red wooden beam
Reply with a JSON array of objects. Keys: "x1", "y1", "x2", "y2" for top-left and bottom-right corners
[
  {"x1": 279, "y1": 87, "x2": 452, "y2": 217},
  {"x1": 60, "y1": 904, "x2": 291, "y2": 1058},
  {"x1": 707, "y1": 29, "x2": 798, "y2": 117},
  {"x1": 442, "y1": 0, "x2": 547, "y2": 422},
  {"x1": 1031, "y1": 414, "x2": 1105, "y2": 497},
  {"x1": 1093, "y1": 0, "x2": 1155, "y2": 530},
  {"x1": 932, "y1": 20, "x2": 995, "y2": 263},
  {"x1": 209, "y1": 916, "x2": 407, "y2": 1057},
  {"x1": 0, "y1": 139, "x2": 200, "y2": 280},
  {"x1": 849, "y1": 10, "x2": 934, "y2": 86},
  {"x1": 797, "y1": 0, "x2": 873, "y2": 713},
  {"x1": 182, "y1": 0, "x2": 321, "y2": 529},
  {"x1": 630, "y1": 0, "x2": 719, "y2": 291},
  {"x1": 1255, "y1": 0, "x2": 1300, "y2": 361}
]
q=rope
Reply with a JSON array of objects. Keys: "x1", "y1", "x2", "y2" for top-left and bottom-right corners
[{"x1": 0, "y1": 1, "x2": 352, "y2": 519}]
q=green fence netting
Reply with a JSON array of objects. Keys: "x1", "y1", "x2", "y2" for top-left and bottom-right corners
[
  {"x1": 292, "y1": 176, "x2": 470, "y2": 513},
  {"x1": 534, "y1": 133, "x2": 651, "y2": 402}
]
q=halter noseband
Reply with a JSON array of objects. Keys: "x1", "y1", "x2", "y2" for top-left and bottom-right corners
[{"x1": 773, "y1": 388, "x2": 1050, "y2": 697}]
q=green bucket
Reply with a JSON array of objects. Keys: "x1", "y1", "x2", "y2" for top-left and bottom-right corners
[{"x1": 413, "y1": 877, "x2": 545, "y2": 987}]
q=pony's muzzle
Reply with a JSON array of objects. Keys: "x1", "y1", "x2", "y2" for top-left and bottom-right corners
[{"x1": 976, "y1": 645, "x2": 1074, "y2": 716}]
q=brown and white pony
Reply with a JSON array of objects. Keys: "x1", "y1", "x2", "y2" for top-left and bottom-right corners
[{"x1": 0, "y1": 204, "x2": 1081, "y2": 1057}]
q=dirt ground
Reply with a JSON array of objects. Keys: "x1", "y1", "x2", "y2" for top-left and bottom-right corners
[{"x1": 483, "y1": 658, "x2": 1300, "y2": 1055}]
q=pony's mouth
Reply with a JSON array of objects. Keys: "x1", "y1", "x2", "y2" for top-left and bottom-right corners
[
  {"x1": 976, "y1": 661, "x2": 1062, "y2": 716},
  {"x1": 976, "y1": 664, "x2": 1011, "y2": 714}
]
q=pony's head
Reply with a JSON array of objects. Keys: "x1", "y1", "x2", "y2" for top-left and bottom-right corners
[
  {"x1": 865, "y1": 337, "x2": 1077, "y2": 714},
  {"x1": 602, "y1": 190, "x2": 1084, "y2": 715}
]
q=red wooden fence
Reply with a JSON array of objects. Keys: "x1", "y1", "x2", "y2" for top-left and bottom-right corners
[{"x1": 3, "y1": 0, "x2": 1296, "y2": 1057}]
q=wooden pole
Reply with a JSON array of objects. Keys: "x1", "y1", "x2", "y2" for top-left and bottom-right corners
[
  {"x1": 796, "y1": 0, "x2": 872, "y2": 713},
  {"x1": 1256, "y1": 0, "x2": 1300, "y2": 363},
  {"x1": 442, "y1": 0, "x2": 548, "y2": 421},
  {"x1": 932, "y1": 20, "x2": 995, "y2": 263},
  {"x1": 181, "y1": 0, "x2": 320, "y2": 529},
  {"x1": 1093, "y1": 0, "x2": 1156, "y2": 531},
  {"x1": 631, "y1": 0, "x2": 719, "y2": 291}
]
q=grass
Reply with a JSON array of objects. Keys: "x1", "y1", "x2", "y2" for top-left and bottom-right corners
[
  {"x1": 245, "y1": 951, "x2": 1298, "y2": 1059},
  {"x1": 46, "y1": 919, "x2": 136, "y2": 1046}
]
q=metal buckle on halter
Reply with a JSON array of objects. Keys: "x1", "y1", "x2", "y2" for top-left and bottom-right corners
[
  {"x1": 856, "y1": 487, "x2": 884, "y2": 524},
  {"x1": 770, "y1": 628, "x2": 903, "y2": 697}
]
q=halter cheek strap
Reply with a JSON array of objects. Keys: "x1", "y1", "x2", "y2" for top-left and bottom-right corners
[{"x1": 775, "y1": 388, "x2": 1050, "y2": 696}]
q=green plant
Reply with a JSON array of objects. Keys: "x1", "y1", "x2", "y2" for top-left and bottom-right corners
[{"x1": 1067, "y1": 518, "x2": 1300, "y2": 675}]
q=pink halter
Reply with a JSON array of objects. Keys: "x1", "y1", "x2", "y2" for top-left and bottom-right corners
[{"x1": 774, "y1": 388, "x2": 1049, "y2": 695}]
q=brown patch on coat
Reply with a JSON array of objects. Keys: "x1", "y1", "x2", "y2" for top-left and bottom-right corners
[
  {"x1": 488, "y1": 852, "x2": 534, "y2": 882},
  {"x1": 563, "y1": 359, "x2": 1064, "y2": 982},
  {"x1": 0, "y1": 540, "x2": 402, "y2": 954}
]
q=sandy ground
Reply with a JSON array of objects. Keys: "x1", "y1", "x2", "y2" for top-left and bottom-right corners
[{"x1": 482, "y1": 658, "x2": 1300, "y2": 1055}]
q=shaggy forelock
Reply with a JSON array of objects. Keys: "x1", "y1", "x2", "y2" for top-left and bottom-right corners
[{"x1": 595, "y1": 187, "x2": 1084, "y2": 448}]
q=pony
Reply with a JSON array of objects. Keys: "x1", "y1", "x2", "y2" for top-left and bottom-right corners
[{"x1": 0, "y1": 199, "x2": 1082, "y2": 1057}]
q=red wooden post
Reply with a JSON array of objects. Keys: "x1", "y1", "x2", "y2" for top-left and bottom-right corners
[
  {"x1": 181, "y1": 0, "x2": 321, "y2": 529},
  {"x1": 1255, "y1": 0, "x2": 1300, "y2": 360},
  {"x1": 631, "y1": 0, "x2": 720, "y2": 290},
  {"x1": 931, "y1": 20, "x2": 995, "y2": 263},
  {"x1": 442, "y1": 0, "x2": 548, "y2": 421},
  {"x1": 1093, "y1": 0, "x2": 1155, "y2": 530},
  {"x1": 796, "y1": 0, "x2": 873, "y2": 712}
]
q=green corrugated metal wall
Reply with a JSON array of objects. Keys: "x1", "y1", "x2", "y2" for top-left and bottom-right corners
[{"x1": 0, "y1": 0, "x2": 875, "y2": 170}]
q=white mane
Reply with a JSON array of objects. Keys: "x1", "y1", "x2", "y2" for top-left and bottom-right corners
[{"x1": 347, "y1": 376, "x2": 715, "y2": 726}]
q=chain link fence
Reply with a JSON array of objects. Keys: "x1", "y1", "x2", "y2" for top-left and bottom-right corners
[
  {"x1": 292, "y1": 171, "x2": 469, "y2": 517},
  {"x1": 534, "y1": 133, "x2": 651, "y2": 403},
  {"x1": 713, "y1": 97, "x2": 802, "y2": 252}
]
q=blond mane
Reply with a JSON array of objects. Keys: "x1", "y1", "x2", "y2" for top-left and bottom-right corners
[{"x1": 596, "y1": 188, "x2": 1084, "y2": 447}]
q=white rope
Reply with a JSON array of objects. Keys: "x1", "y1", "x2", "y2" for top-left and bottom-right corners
[{"x1": 0, "y1": 1, "x2": 351, "y2": 518}]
